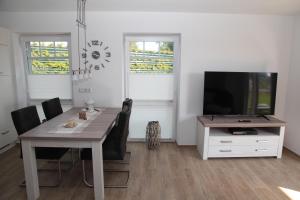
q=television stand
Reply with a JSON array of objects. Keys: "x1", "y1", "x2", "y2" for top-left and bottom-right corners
[
  {"x1": 196, "y1": 115, "x2": 286, "y2": 160},
  {"x1": 257, "y1": 115, "x2": 271, "y2": 121}
]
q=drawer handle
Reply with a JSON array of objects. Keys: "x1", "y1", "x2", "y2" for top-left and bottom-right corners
[
  {"x1": 256, "y1": 140, "x2": 269, "y2": 143},
  {"x1": 220, "y1": 140, "x2": 232, "y2": 143},
  {"x1": 219, "y1": 150, "x2": 232, "y2": 153},
  {"x1": 255, "y1": 149, "x2": 268, "y2": 152},
  {"x1": 1, "y1": 130, "x2": 9, "y2": 135}
]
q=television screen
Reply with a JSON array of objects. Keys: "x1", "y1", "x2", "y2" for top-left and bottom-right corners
[{"x1": 203, "y1": 71, "x2": 277, "y2": 115}]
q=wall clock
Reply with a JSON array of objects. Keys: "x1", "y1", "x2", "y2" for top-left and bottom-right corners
[{"x1": 81, "y1": 40, "x2": 111, "y2": 70}]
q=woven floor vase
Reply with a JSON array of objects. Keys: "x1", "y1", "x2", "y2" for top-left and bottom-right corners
[{"x1": 146, "y1": 121, "x2": 161, "y2": 150}]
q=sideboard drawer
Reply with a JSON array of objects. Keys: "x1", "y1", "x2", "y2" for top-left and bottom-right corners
[
  {"x1": 209, "y1": 136, "x2": 279, "y2": 146},
  {"x1": 208, "y1": 145, "x2": 278, "y2": 157}
]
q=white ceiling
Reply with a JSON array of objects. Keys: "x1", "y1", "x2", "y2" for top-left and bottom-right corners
[{"x1": 0, "y1": 0, "x2": 300, "y2": 15}]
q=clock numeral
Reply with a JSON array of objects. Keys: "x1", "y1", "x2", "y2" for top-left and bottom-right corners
[
  {"x1": 94, "y1": 65, "x2": 100, "y2": 70},
  {"x1": 105, "y1": 59, "x2": 110, "y2": 63},
  {"x1": 84, "y1": 60, "x2": 89, "y2": 64},
  {"x1": 101, "y1": 63, "x2": 105, "y2": 68},
  {"x1": 89, "y1": 64, "x2": 93, "y2": 69},
  {"x1": 87, "y1": 42, "x2": 91, "y2": 47},
  {"x1": 100, "y1": 41, "x2": 103, "y2": 47},
  {"x1": 105, "y1": 52, "x2": 111, "y2": 58},
  {"x1": 82, "y1": 48, "x2": 87, "y2": 52},
  {"x1": 104, "y1": 46, "x2": 109, "y2": 50},
  {"x1": 92, "y1": 40, "x2": 99, "y2": 45},
  {"x1": 82, "y1": 53, "x2": 87, "y2": 58}
]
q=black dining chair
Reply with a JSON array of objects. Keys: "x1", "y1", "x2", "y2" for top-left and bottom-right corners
[
  {"x1": 42, "y1": 97, "x2": 63, "y2": 121},
  {"x1": 122, "y1": 98, "x2": 133, "y2": 112},
  {"x1": 11, "y1": 105, "x2": 69, "y2": 187},
  {"x1": 122, "y1": 98, "x2": 132, "y2": 138},
  {"x1": 80, "y1": 103, "x2": 132, "y2": 188}
]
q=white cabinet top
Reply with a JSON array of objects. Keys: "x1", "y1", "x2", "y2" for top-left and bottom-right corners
[{"x1": 197, "y1": 116, "x2": 286, "y2": 128}]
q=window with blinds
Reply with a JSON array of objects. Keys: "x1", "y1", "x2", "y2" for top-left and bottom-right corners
[{"x1": 21, "y1": 34, "x2": 72, "y2": 100}]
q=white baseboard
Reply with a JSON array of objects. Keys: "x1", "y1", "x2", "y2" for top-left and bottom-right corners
[
  {"x1": 128, "y1": 138, "x2": 175, "y2": 143},
  {"x1": 0, "y1": 141, "x2": 16, "y2": 154}
]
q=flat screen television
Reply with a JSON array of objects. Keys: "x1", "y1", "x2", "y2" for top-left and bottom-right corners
[{"x1": 203, "y1": 71, "x2": 278, "y2": 116}]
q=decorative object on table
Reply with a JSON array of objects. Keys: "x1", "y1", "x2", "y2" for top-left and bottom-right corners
[
  {"x1": 64, "y1": 120, "x2": 78, "y2": 128},
  {"x1": 86, "y1": 98, "x2": 95, "y2": 112},
  {"x1": 146, "y1": 121, "x2": 161, "y2": 150},
  {"x1": 79, "y1": 111, "x2": 87, "y2": 120}
]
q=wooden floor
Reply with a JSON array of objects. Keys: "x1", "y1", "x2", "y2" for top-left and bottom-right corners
[{"x1": 1, "y1": 142, "x2": 300, "y2": 200}]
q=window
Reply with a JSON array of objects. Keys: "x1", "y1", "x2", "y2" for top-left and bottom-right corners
[
  {"x1": 129, "y1": 41, "x2": 174, "y2": 73},
  {"x1": 21, "y1": 34, "x2": 72, "y2": 100},
  {"x1": 24, "y1": 38, "x2": 71, "y2": 75},
  {"x1": 125, "y1": 35, "x2": 179, "y2": 101}
]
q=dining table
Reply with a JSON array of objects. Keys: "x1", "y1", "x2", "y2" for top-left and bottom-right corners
[{"x1": 19, "y1": 107, "x2": 120, "y2": 200}]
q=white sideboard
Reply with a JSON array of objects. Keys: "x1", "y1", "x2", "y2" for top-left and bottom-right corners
[{"x1": 197, "y1": 116, "x2": 286, "y2": 160}]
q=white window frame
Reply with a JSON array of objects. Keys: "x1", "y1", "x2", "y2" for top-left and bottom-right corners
[
  {"x1": 20, "y1": 34, "x2": 73, "y2": 103},
  {"x1": 123, "y1": 34, "x2": 181, "y2": 141}
]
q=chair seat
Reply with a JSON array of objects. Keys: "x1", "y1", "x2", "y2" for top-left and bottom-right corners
[
  {"x1": 35, "y1": 147, "x2": 68, "y2": 160},
  {"x1": 81, "y1": 143, "x2": 123, "y2": 161}
]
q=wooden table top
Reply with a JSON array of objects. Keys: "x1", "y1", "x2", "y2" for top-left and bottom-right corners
[
  {"x1": 19, "y1": 107, "x2": 120, "y2": 141},
  {"x1": 197, "y1": 115, "x2": 286, "y2": 128}
]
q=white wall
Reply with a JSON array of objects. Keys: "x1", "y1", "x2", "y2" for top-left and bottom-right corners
[
  {"x1": 0, "y1": 11, "x2": 294, "y2": 145},
  {"x1": 284, "y1": 16, "x2": 300, "y2": 155}
]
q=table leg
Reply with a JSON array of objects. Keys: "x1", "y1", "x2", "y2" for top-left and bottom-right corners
[
  {"x1": 22, "y1": 140, "x2": 39, "y2": 200},
  {"x1": 92, "y1": 141, "x2": 105, "y2": 200}
]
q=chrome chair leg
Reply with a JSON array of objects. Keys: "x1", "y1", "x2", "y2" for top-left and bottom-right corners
[
  {"x1": 20, "y1": 159, "x2": 63, "y2": 187},
  {"x1": 82, "y1": 160, "x2": 93, "y2": 188},
  {"x1": 81, "y1": 152, "x2": 131, "y2": 188}
]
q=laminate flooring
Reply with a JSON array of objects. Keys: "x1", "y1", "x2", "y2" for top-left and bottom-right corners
[{"x1": 0, "y1": 143, "x2": 300, "y2": 200}]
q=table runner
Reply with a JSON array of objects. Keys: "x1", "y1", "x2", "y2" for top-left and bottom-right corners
[{"x1": 48, "y1": 109, "x2": 103, "y2": 134}]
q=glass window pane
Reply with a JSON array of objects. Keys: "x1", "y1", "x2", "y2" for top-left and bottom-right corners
[
  {"x1": 30, "y1": 47, "x2": 40, "y2": 57},
  {"x1": 27, "y1": 40, "x2": 70, "y2": 75},
  {"x1": 31, "y1": 58, "x2": 70, "y2": 75},
  {"x1": 129, "y1": 41, "x2": 174, "y2": 74},
  {"x1": 129, "y1": 41, "x2": 143, "y2": 52},
  {"x1": 55, "y1": 48, "x2": 69, "y2": 57},
  {"x1": 40, "y1": 41, "x2": 54, "y2": 47},
  {"x1": 55, "y1": 41, "x2": 69, "y2": 57},
  {"x1": 30, "y1": 41, "x2": 40, "y2": 47},
  {"x1": 55, "y1": 41, "x2": 68, "y2": 48},
  {"x1": 144, "y1": 42, "x2": 159, "y2": 53},
  {"x1": 40, "y1": 41, "x2": 55, "y2": 57},
  {"x1": 159, "y1": 42, "x2": 174, "y2": 53}
]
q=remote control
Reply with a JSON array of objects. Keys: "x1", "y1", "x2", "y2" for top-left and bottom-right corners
[{"x1": 238, "y1": 119, "x2": 251, "y2": 122}]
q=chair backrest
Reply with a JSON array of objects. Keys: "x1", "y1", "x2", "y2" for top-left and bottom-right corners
[
  {"x1": 108, "y1": 109, "x2": 131, "y2": 159},
  {"x1": 122, "y1": 98, "x2": 132, "y2": 113},
  {"x1": 121, "y1": 98, "x2": 132, "y2": 138},
  {"x1": 42, "y1": 97, "x2": 63, "y2": 120},
  {"x1": 11, "y1": 105, "x2": 41, "y2": 136}
]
